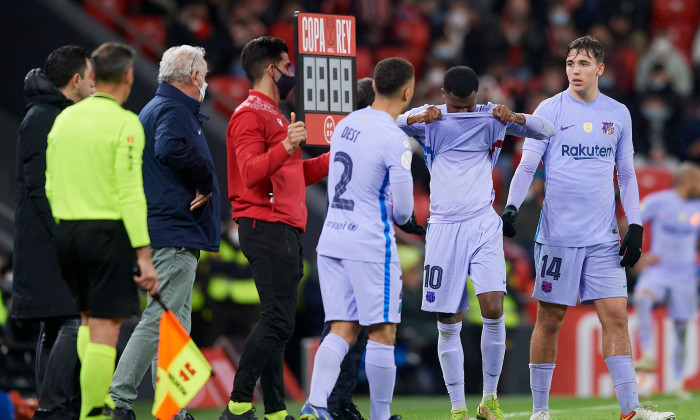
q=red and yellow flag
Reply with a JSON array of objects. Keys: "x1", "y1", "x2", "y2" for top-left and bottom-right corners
[{"x1": 152, "y1": 310, "x2": 212, "y2": 420}]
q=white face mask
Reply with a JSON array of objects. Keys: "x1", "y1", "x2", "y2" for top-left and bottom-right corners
[{"x1": 198, "y1": 73, "x2": 207, "y2": 102}]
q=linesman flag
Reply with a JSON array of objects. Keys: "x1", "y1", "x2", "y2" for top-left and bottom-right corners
[{"x1": 152, "y1": 294, "x2": 212, "y2": 420}]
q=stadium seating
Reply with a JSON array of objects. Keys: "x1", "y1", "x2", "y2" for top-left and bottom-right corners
[
  {"x1": 635, "y1": 166, "x2": 674, "y2": 201},
  {"x1": 124, "y1": 15, "x2": 166, "y2": 60},
  {"x1": 83, "y1": 0, "x2": 130, "y2": 30},
  {"x1": 207, "y1": 75, "x2": 251, "y2": 116}
]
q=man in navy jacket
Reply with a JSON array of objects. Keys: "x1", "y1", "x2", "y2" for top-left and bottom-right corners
[{"x1": 110, "y1": 45, "x2": 220, "y2": 420}]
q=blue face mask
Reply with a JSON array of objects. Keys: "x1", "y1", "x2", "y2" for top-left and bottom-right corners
[{"x1": 274, "y1": 66, "x2": 295, "y2": 100}]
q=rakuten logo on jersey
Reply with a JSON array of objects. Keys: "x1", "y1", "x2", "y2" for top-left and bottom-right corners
[{"x1": 561, "y1": 144, "x2": 613, "y2": 160}]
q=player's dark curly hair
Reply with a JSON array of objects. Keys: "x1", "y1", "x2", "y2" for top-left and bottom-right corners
[
  {"x1": 42, "y1": 45, "x2": 90, "y2": 89},
  {"x1": 443, "y1": 66, "x2": 479, "y2": 98},
  {"x1": 373, "y1": 57, "x2": 414, "y2": 98},
  {"x1": 241, "y1": 36, "x2": 289, "y2": 84},
  {"x1": 566, "y1": 35, "x2": 604, "y2": 63}
]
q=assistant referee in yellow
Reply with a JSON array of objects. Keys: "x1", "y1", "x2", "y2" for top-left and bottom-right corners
[{"x1": 46, "y1": 42, "x2": 158, "y2": 420}]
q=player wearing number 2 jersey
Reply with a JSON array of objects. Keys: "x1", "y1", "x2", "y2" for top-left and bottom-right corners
[
  {"x1": 302, "y1": 58, "x2": 416, "y2": 420},
  {"x1": 504, "y1": 36, "x2": 674, "y2": 420},
  {"x1": 397, "y1": 66, "x2": 555, "y2": 420}
]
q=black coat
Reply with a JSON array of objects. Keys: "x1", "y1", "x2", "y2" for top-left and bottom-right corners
[{"x1": 12, "y1": 69, "x2": 79, "y2": 320}]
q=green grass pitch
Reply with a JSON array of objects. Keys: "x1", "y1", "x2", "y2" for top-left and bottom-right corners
[{"x1": 133, "y1": 393, "x2": 697, "y2": 419}]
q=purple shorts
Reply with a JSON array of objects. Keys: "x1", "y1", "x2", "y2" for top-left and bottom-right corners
[
  {"x1": 421, "y1": 213, "x2": 507, "y2": 314},
  {"x1": 317, "y1": 254, "x2": 402, "y2": 326},
  {"x1": 532, "y1": 241, "x2": 627, "y2": 306}
]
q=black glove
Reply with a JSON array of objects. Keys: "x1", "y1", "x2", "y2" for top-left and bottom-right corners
[
  {"x1": 501, "y1": 205, "x2": 518, "y2": 238},
  {"x1": 397, "y1": 213, "x2": 426, "y2": 236},
  {"x1": 619, "y1": 223, "x2": 643, "y2": 268}
]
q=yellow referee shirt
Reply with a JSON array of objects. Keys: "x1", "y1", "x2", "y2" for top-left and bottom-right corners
[{"x1": 46, "y1": 92, "x2": 150, "y2": 248}]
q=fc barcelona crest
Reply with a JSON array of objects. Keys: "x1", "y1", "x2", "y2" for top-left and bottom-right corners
[
  {"x1": 541, "y1": 281, "x2": 552, "y2": 293},
  {"x1": 602, "y1": 122, "x2": 615, "y2": 136}
]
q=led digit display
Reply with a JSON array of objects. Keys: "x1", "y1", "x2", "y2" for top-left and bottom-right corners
[{"x1": 295, "y1": 12, "x2": 357, "y2": 145}]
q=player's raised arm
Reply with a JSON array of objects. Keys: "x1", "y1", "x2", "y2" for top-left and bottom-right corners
[
  {"x1": 502, "y1": 148, "x2": 543, "y2": 237},
  {"x1": 492, "y1": 104, "x2": 555, "y2": 140},
  {"x1": 396, "y1": 104, "x2": 440, "y2": 140}
]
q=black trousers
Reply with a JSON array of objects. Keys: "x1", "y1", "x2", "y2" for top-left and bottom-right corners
[
  {"x1": 321, "y1": 322, "x2": 368, "y2": 411},
  {"x1": 231, "y1": 218, "x2": 303, "y2": 414},
  {"x1": 34, "y1": 316, "x2": 81, "y2": 419}
]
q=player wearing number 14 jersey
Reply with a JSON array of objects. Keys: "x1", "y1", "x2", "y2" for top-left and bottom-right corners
[
  {"x1": 303, "y1": 58, "x2": 417, "y2": 420},
  {"x1": 504, "y1": 36, "x2": 674, "y2": 420}
]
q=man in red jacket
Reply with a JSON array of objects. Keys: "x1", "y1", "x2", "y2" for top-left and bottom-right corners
[{"x1": 221, "y1": 36, "x2": 329, "y2": 420}]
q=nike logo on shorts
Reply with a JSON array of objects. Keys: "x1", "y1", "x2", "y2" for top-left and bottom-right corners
[{"x1": 560, "y1": 124, "x2": 575, "y2": 131}]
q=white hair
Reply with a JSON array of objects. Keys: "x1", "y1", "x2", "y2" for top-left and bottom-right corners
[{"x1": 157, "y1": 45, "x2": 206, "y2": 84}]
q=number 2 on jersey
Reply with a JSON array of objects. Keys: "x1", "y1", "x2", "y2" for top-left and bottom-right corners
[
  {"x1": 540, "y1": 255, "x2": 562, "y2": 281},
  {"x1": 331, "y1": 151, "x2": 354, "y2": 211}
]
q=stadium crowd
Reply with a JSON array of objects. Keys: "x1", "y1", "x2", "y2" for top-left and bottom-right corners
[{"x1": 79, "y1": 0, "x2": 700, "y2": 164}]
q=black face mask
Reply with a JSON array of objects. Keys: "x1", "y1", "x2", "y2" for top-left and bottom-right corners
[{"x1": 274, "y1": 66, "x2": 295, "y2": 100}]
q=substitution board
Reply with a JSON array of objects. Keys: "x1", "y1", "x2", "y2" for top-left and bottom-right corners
[{"x1": 294, "y1": 12, "x2": 357, "y2": 146}]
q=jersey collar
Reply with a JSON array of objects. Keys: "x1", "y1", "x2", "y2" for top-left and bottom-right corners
[{"x1": 92, "y1": 92, "x2": 118, "y2": 102}]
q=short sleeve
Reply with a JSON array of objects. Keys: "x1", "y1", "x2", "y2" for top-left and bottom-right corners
[{"x1": 383, "y1": 133, "x2": 413, "y2": 184}]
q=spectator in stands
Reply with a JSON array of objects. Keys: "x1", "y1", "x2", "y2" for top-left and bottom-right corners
[
  {"x1": 267, "y1": 1, "x2": 303, "y2": 65},
  {"x1": 636, "y1": 34, "x2": 693, "y2": 98},
  {"x1": 692, "y1": 25, "x2": 700, "y2": 95},
  {"x1": 223, "y1": 4, "x2": 268, "y2": 77},
  {"x1": 14, "y1": 45, "x2": 94, "y2": 420},
  {"x1": 167, "y1": 0, "x2": 213, "y2": 47},
  {"x1": 589, "y1": 24, "x2": 635, "y2": 98},
  {"x1": 677, "y1": 98, "x2": 700, "y2": 163},
  {"x1": 483, "y1": 0, "x2": 547, "y2": 77},
  {"x1": 633, "y1": 63, "x2": 685, "y2": 160},
  {"x1": 598, "y1": 0, "x2": 650, "y2": 37},
  {"x1": 110, "y1": 44, "x2": 220, "y2": 420},
  {"x1": 545, "y1": 18, "x2": 577, "y2": 60}
]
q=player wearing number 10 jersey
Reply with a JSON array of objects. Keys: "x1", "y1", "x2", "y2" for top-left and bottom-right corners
[
  {"x1": 397, "y1": 65, "x2": 555, "y2": 420},
  {"x1": 504, "y1": 36, "x2": 674, "y2": 420},
  {"x1": 302, "y1": 58, "x2": 417, "y2": 420}
]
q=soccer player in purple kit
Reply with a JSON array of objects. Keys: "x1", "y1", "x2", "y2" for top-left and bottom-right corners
[
  {"x1": 301, "y1": 57, "x2": 420, "y2": 420},
  {"x1": 633, "y1": 162, "x2": 700, "y2": 399},
  {"x1": 503, "y1": 36, "x2": 675, "y2": 420},
  {"x1": 396, "y1": 66, "x2": 555, "y2": 420}
]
